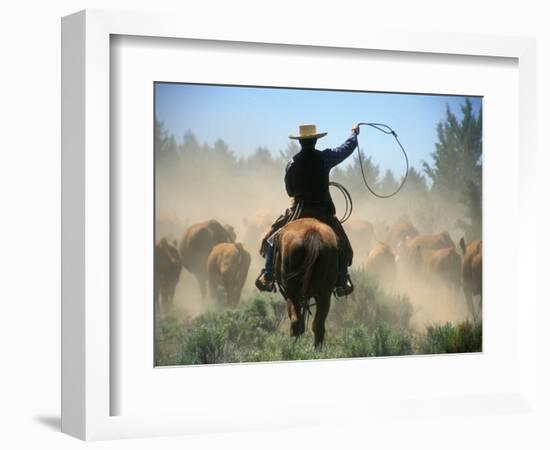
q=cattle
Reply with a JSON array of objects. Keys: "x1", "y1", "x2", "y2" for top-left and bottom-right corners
[
  {"x1": 155, "y1": 237, "x2": 182, "y2": 315},
  {"x1": 459, "y1": 238, "x2": 482, "y2": 318},
  {"x1": 409, "y1": 230, "x2": 455, "y2": 250},
  {"x1": 242, "y1": 209, "x2": 274, "y2": 259},
  {"x1": 179, "y1": 219, "x2": 236, "y2": 298},
  {"x1": 243, "y1": 209, "x2": 273, "y2": 240},
  {"x1": 399, "y1": 231, "x2": 461, "y2": 290},
  {"x1": 207, "y1": 242, "x2": 251, "y2": 308},
  {"x1": 365, "y1": 244, "x2": 396, "y2": 286},
  {"x1": 156, "y1": 211, "x2": 187, "y2": 242},
  {"x1": 418, "y1": 247, "x2": 462, "y2": 291},
  {"x1": 397, "y1": 231, "x2": 455, "y2": 263},
  {"x1": 385, "y1": 220, "x2": 419, "y2": 249},
  {"x1": 344, "y1": 218, "x2": 375, "y2": 261},
  {"x1": 373, "y1": 219, "x2": 390, "y2": 243}
]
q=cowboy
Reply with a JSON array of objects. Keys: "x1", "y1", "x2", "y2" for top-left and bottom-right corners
[{"x1": 255, "y1": 123, "x2": 360, "y2": 296}]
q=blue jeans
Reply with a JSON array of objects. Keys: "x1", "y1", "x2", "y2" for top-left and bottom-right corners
[{"x1": 263, "y1": 244, "x2": 275, "y2": 280}]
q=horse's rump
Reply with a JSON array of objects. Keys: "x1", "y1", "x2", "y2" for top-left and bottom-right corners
[{"x1": 276, "y1": 218, "x2": 338, "y2": 302}]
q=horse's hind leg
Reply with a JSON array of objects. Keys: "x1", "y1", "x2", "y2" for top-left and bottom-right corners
[
  {"x1": 312, "y1": 293, "x2": 331, "y2": 348},
  {"x1": 288, "y1": 300, "x2": 305, "y2": 338}
]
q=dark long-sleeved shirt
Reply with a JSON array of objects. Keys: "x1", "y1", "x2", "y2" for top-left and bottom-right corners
[{"x1": 284, "y1": 134, "x2": 358, "y2": 198}]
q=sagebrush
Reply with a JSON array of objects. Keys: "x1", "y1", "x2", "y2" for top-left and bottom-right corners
[{"x1": 155, "y1": 269, "x2": 481, "y2": 365}]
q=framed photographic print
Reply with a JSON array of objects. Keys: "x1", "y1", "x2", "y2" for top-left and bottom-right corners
[
  {"x1": 153, "y1": 82, "x2": 482, "y2": 365},
  {"x1": 61, "y1": 9, "x2": 537, "y2": 441}
]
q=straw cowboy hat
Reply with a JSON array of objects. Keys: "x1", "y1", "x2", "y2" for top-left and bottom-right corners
[{"x1": 289, "y1": 124, "x2": 327, "y2": 140}]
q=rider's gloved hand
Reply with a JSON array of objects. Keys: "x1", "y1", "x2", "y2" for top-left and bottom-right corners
[{"x1": 352, "y1": 124, "x2": 360, "y2": 135}]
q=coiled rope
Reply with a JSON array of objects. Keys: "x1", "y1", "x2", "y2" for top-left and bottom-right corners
[
  {"x1": 356, "y1": 122, "x2": 409, "y2": 199},
  {"x1": 329, "y1": 181, "x2": 353, "y2": 224}
]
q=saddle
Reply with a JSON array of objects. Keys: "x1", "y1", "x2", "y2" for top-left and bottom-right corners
[{"x1": 259, "y1": 208, "x2": 294, "y2": 258}]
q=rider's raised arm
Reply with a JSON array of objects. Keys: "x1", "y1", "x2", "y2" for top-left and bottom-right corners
[{"x1": 321, "y1": 133, "x2": 358, "y2": 169}]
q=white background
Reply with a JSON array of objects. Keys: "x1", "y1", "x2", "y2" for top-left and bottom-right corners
[
  {"x1": 1, "y1": 1, "x2": 548, "y2": 449},
  {"x1": 112, "y1": 35, "x2": 520, "y2": 417}
]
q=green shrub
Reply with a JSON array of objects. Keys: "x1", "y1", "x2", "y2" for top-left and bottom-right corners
[
  {"x1": 339, "y1": 323, "x2": 372, "y2": 358},
  {"x1": 329, "y1": 269, "x2": 413, "y2": 331},
  {"x1": 154, "y1": 315, "x2": 189, "y2": 365},
  {"x1": 155, "y1": 268, "x2": 480, "y2": 366},
  {"x1": 371, "y1": 322, "x2": 413, "y2": 356},
  {"x1": 419, "y1": 321, "x2": 482, "y2": 354},
  {"x1": 177, "y1": 314, "x2": 227, "y2": 364}
]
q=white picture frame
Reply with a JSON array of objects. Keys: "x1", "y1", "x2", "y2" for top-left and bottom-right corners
[{"x1": 61, "y1": 9, "x2": 537, "y2": 441}]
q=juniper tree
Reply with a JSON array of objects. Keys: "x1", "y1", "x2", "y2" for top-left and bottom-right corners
[{"x1": 422, "y1": 98, "x2": 482, "y2": 237}]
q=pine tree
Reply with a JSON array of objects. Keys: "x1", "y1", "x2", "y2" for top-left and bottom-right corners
[
  {"x1": 423, "y1": 98, "x2": 482, "y2": 203},
  {"x1": 155, "y1": 120, "x2": 179, "y2": 164},
  {"x1": 456, "y1": 180, "x2": 482, "y2": 241},
  {"x1": 403, "y1": 167, "x2": 428, "y2": 196},
  {"x1": 279, "y1": 140, "x2": 300, "y2": 163},
  {"x1": 423, "y1": 98, "x2": 482, "y2": 237},
  {"x1": 181, "y1": 130, "x2": 199, "y2": 157},
  {"x1": 337, "y1": 153, "x2": 381, "y2": 195},
  {"x1": 213, "y1": 138, "x2": 236, "y2": 167},
  {"x1": 380, "y1": 169, "x2": 398, "y2": 195}
]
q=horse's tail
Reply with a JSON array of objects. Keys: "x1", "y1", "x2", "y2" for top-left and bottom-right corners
[{"x1": 297, "y1": 229, "x2": 322, "y2": 300}]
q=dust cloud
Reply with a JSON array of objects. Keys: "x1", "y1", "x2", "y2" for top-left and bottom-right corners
[{"x1": 155, "y1": 139, "x2": 480, "y2": 331}]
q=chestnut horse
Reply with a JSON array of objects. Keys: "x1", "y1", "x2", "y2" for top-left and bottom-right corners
[{"x1": 274, "y1": 218, "x2": 339, "y2": 347}]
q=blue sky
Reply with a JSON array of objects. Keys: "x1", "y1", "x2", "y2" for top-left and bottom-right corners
[{"x1": 155, "y1": 83, "x2": 482, "y2": 176}]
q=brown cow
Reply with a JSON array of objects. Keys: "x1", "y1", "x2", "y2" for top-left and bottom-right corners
[
  {"x1": 386, "y1": 220, "x2": 419, "y2": 248},
  {"x1": 207, "y1": 242, "x2": 251, "y2": 308},
  {"x1": 401, "y1": 231, "x2": 460, "y2": 290},
  {"x1": 365, "y1": 244, "x2": 396, "y2": 286},
  {"x1": 459, "y1": 238, "x2": 482, "y2": 318},
  {"x1": 373, "y1": 219, "x2": 390, "y2": 243},
  {"x1": 344, "y1": 218, "x2": 375, "y2": 261},
  {"x1": 406, "y1": 231, "x2": 455, "y2": 251},
  {"x1": 156, "y1": 211, "x2": 187, "y2": 242},
  {"x1": 243, "y1": 209, "x2": 273, "y2": 246},
  {"x1": 419, "y1": 247, "x2": 462, "y2": 291},
  {"x1": 243, "y1": 209, "x2": 274, "y2": 267},
  {"x1": 275, "y1": 218, "x2": 339, "y2": 347},
  {"x1": 398, "y1": 231, "x2": 455, "y2": 265},
  {"x1": 179, "y1": 220, "x2": 236, "y2": 298},
  {"x1": 155, "y1": 238, "x2": 182, "y2": 315}
]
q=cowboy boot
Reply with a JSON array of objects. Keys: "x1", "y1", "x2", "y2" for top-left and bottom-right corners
[
  {"x1": 255, "y1": 269, "x2": 275, "y2": 293},
  {"x1": 334, "y1": 275, "x2": 354, "y2": 297},
  {"x1": 255, "y1": 245, "x2": 276, "y2": 292},
  {"x1": 334, "y1": 259, "x2": 354, "y2": 297}
]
